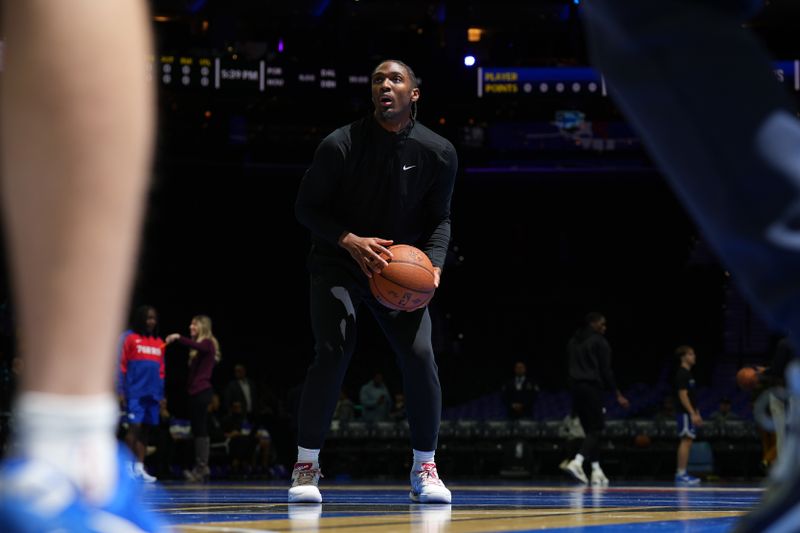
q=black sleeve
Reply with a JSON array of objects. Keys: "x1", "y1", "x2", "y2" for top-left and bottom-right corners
[
  {"x1": 421, "y1": 143, "x2": 458, "y2": 269},
  {"x1": 675, "y1": 369, "x2": 690, "y2": 391},
  {"x1": 295, "y1": 133, "x2": 348, "y2": 246},
  {"x1": 596, "y1": 338, "x2": 618, "y2": 392}
]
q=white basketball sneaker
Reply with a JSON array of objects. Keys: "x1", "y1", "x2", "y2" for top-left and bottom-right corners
[
  {"x1": 409, "y1": 462, "x2": 451, "y2": 504},
  {"x1": 288, "y1": 462, "x2": 322, "y2": 503},
  {"x1": 591, "y1": 467, "x2": 609, "y2": 487}
]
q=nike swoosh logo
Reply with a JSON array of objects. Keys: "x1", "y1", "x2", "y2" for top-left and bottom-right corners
[{"x1": 402, "y1": 165, "x2": 416, "y2": 171}]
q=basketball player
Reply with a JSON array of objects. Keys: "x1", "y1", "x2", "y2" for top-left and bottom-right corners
[
  {"x1": 0, "y1": 1, "x2": 167, "y2": 530},
  {"x1": 564, "y1": 312, "x2": 629, "y2": 486},
  {"x1": 292, "y1": 59, "x2": 457, "y2": 503},
  {"x1": 674, "y1": 345, "x2": 702, "y2": 484},
  {"x1": 121, "y1": 305, "x2": 166, "y2": 483},
  {"x1": 580, "y1": 1, "x2": 800, "y2": 529}
]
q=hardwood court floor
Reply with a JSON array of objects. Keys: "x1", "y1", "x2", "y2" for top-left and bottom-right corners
[{"x1": 149, "y1": 481, "x2": 763, "y2": 532}]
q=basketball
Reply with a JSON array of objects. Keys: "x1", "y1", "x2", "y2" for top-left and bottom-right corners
[
  {"x1": 633, "y1": 434, "x2": 651, "y2": 448},
  {"x1": 736, "y1": 367, "x2": 759, "y2": 391},
  {"x1": 369, "y1": 244, "x2": 436, "y2": 311}
]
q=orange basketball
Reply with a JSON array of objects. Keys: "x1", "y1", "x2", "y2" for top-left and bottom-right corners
[
  {"x1": 369, "y1": 244, "x2": 435, "y2": 311},
  {"x1": 633, "y1": 434, "x2": 651, "y2": 448},
  {"x1": 736, "y1": 367, "x2": 759, "y2": 391}
]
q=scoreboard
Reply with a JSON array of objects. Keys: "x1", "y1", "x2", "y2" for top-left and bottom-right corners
[
  {"x1": 478, "y1": 62, "x2": 800, "y2": 97},
  {"x1": 478, "y1": 67, "x2": 605, "y2": 97},
  {"x1": 152, "y1": 56, "x2": 214, "y2": 87},
  {"x1": 148, "y1": 56, "x2": 800, "y2": 97},
  {"x1": 150, "y1": 55, "x2": 371, "y2": 93}
]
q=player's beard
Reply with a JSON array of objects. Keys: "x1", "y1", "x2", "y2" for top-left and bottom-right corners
[{"x1": 378, "y1": 107, "x2": 400, "y2": 121}]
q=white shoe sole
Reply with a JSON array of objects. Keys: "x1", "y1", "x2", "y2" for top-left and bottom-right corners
[
  {"x1": 288, "y1": 488, "x2": 322, "y2": 503},
  {"x1": 566, "y1": 467, "x2": 588, "y2": 484},
  {"x1": 409, "y1": 490, "x2": 452, "y2": 504}
]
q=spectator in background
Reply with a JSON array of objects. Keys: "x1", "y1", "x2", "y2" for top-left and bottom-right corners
[
  {"x1": 166, "y1": 315, "x2": 221, "y2": 482},
  {"x1": 360, "y1": 372, "x2": 392, "y2": 422},
  {"x1": 207, "y1": 393, "x2": 226, "y2": 450},
  {"x1": 119, "y1": 305, "x2": 165, "y2": 483},
  {"x1": 333, "y1": 390, "x2": 356, "y2": 422},
  {"x1": 709, "y1": 398, "x2": 740, "y2": 423},
  {"x1": 501, "y1": 361, "x2": 538, "y2": 420},
  {"x1": 223, "y1": 400, "x2": 256, "y2": 478},
  {"x1": 253, "y1": 427, "x2": 273, "y2": 478},
  {"x1": 224, "y1": 364, "x2": 259, "y2": 424},
  {"x1": 674, "y1": 345, "x2": 702, "y2": 484},
  {"x1": 390, "y1": 393, "x2": 408, "y2": 422},
  {"x1": 654, "y1": 395, "x2": 677, "y2": 422}
]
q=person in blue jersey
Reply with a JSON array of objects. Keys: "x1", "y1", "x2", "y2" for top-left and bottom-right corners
[{"x1": 120, "y1": 305, "x2": 166, "y2": 483}]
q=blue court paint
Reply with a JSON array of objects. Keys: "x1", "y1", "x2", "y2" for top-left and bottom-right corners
[{"x1": 150, "y1": 482, "x2": 761, "y2": 530}]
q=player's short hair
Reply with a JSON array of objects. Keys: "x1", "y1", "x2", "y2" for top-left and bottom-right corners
[
  {"x1": 675, "y1": 345, "x2": 694, "y2": 360},
  {"x1": 372, "y1": 59, "x2": 418, "y2": 88}
]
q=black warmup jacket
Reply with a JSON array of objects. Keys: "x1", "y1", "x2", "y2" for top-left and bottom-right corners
[
  {"x1": 295, "y1": 115, "x2": 458, "y2": 269},
  {"x1": 567, "y1": 327, "x2": 618, "y2": 392}
]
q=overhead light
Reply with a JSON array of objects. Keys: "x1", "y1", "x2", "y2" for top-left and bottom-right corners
[{"x1": 467, "y1": 27, "x2": 484, "y2": 43}]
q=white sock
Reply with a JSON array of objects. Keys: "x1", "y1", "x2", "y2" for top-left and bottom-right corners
[
  {"x1": 591, "y1": 462, "x2": 601, "y2": 471},
  {"x1": 573, "y1": 453, "x2": 584, "y2": 466},
  {"x1": 677, "y1": 469, "x2": 687, "y2": 476},
  {"x1": 14, "y1": 392, "x2": 119, "y2": 505},
  {"x1": 412, "y1": 449, "x2": 435, "y2": 471},
  {"x1": 297, "y1": 446, "x2": 320, "y2": 465}
]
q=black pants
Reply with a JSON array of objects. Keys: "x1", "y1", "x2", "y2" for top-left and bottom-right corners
[
  {"x1": 189, "y1": 388, "x2": 214, "y2": 438},
  {"x1": 297, "y1": 256, "x2": 441, "y2": 451},
  {"x1": 571, "y1": 382, "x2": 604, "y2": 462}
]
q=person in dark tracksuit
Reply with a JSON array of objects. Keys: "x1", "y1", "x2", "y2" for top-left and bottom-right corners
[
  {"x1": 580, "y1": 1, "x2": 800, "y2": 529},
  {"x1": 564, "y1": 312, "x2": 629, "y2": 486},
  {"x1": 291, "y1": 59, "x2": 457, "y2": 504}
]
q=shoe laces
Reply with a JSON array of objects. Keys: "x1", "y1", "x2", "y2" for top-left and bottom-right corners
[
  {"x1": 293, "y1": 464, "x2": 322, "y2": 486},
  {"x1": 415, "y1": 463, "x2": 443, "y2": 486}
]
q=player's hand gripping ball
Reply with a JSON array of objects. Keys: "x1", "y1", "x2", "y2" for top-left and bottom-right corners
[{"x1": 369, "y1": 244, "x2": 435, "y2": 311}]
